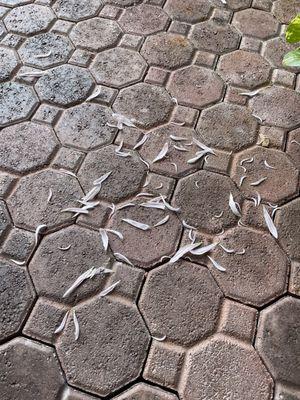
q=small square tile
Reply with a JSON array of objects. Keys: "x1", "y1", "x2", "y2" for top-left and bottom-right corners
[
  {"x1": 289, "y1": 262, "x2": 300, "y2": 297},
  {"x1": 172, "y1": 105, "x2": 199, "y2": 127},
  {"x1": 143, "y1": 172, "x2": 176, "y2": 200},
  {"x1": 203, "y1": 149, "x2": 231, "y2": 175},
  {"x1": 296, "y1": 75, "x2": 300, "y2": 92},
  {"x1": 51, "y1": 19, "x2": 74, "y2": 34},
  {"x1": 252, "y1": 0, "x2": 272, "y2": 11},
  {"x1": 0, "y1": 22, "x2": 6, "y2": 40},
  {"x1": 108, "y1": 262, "x2": 145, "y2": 301},
  {"x1": 241, "y1": 200, "x2": 268, "y2": 231},
  {"x1": 115, "y1": 126, "x2": 145, "y2": 148},
  {"x1": 35, "y1": 0, "x2": 53, "y2": 5},
  {"x1": 225, "y1": 87, "x2": 248, "y2": 106},
  {"x1": 144, "y1": 67, "x2": 169, "y2": 86},
  {"x1": 240, "y1": 36, "x2": 262, "y2": 52},
  {"x1": 119, "y1": 34, "x2": 143, "y2": 51},
  {"x1": 194, "y1": 50, "x2": 216, "y2": 68},
  {"x1": 33, "y1": 104, "x2": 62, "y2": 125},
  {"x1": 2, "y1": 228, "x2": 35, "y2": 262},
  {"x1": 0, "y1": 173, "x2": 16, "y2": 199},
  {"x1": 69, "y1": 49, "x2": 94, "y2": 67},
  {"x1": 168, "y1": 21, "x2": 190, "y2": 36},
  {"x1": 77, "y1": 204, "x2": 110, "y2": 230},
  {"x1": 99, "y1": 4, "x2": 122, "y2": 19},
  {"x1": 274, "y1": 383, "x2": 300, "y2": 400},
  {"x1": 52, "y1": 147, "x2": 85, "y2": 171},
  {"x1": 17, "y1": 66, "x2": 44, "y2": 84},
  {"x1": 0, "y1": 6, "x2": 9, "y2": 18},
  {"x1": 258, "y1": 126, "x2": 286, "y2": 149},
  {"x1": 272, "y1": 69, "x2": 295, "y2": 88},
  {"x1": 145, "y1": 0, "x2": 165, "y2": 5},
  {"x1": 92, "y1": 85, "x2": 118, "y2": 106},
  {"x1": 1, "y1": 33, "x2": 24, "y2": 48},
  {"x1": 212, "y1": 8, "x2": 232, "y2": 23}
]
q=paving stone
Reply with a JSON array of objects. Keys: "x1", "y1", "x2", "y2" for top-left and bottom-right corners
[
  {"x1": 138, "y1": 124, "x2": 202, "y2": 178},
  {"x1": 118, "y1": 4, "x2": 169, "y2": 35},
  {"x1": 53, "y1": 0, "x2": 103, "y2": 22},
  {"x1": 57, "y1": 297, "x2": 150, "y2": 396},
  {"x1": 0, "y1": 337, "x2": 65, "y2": 400},
  {"x1": 180, "y1": 335, "x2": 273, "y2": 400},
  {"x1": 91, "y1": 47, "x2": 147, "y2": 88},
  {"x1": 172, "y1": 106, "x2": 199, "y2": 126},
  {"x1": 7, "y1": 169, "x2": 83, "y2": 231},
  {"x1": 29, "y1": 224, "x2": 111, "y2": 304},
  {"x1": 190, "y1": 20, "x2": 240, "y2": 55},
  {"x1": 32, "y1": 103, "x2": 61, "y2": 125},
  {"x1": 290, "y1": 262, "x2": 300, "y2": 297},
  {"x1": 164, "y1": 0, "x2": 212, "y2": 23},
  {"x1": 119, "y1": 33, "x2": 143, "y2": 50},
  {"x1": 70, "y1": 17, "x2": 121, "y2": 52},
  {"x1": 143, "y1": 341, "x2": 185, "y2": 390},
  {"x1": 141, "y1": 32, "x2": 194, "y2": 70},
  {"x1": 263, "y1": 37, "x2": 298, "y2": 72},
  {"x1": 286, "y1": 129, "x2": 300, "y2": 169},
  {"x1": 272, "y1": 0, "x2": 300, "y2": 24},
  {"x1": 0, "y1": 173, "x2": 16, "y2": 199},
  {"x1": 108, "y1": 262, "x2": 144, "y2": 301},
  {"x1": 77, "y1": 201, "x2": 109, "y2": 230},
  {"x1": 19, "y1": 32, "x2": 73, "y2": 69},
  {"x1": 1, "y1": 32, "x2": 24, "y2": 48},
  {"x1": 276, "y1": 198, "x2": 300, "y2": 261},
  {"x1": 218, "y1": 298, "x2": 257, "y2": 343},
  {"x1": 233, "y1": 8, "x2": 279, "y2": 39},
  {"x1": 240, "y1": 36, "x2": 262, "y2": 52},
  {"x1": 23, "y1": 297, "x2": 68, "y2": 344},
  {"x1": 142, "y1": 172, "x2": 176, "y2": 200},
  {"x1": 203, "y1": 148, "x2": 232, "y2": 175},
  {"x1": 218, "y1": 50, "x2": 271, "y2": 89},
  {"x1": 114, "y1": 383, "x2": 178, "y2": 400},
  {"x1": 258, "y1": 125, "x2": 286, "y2": 149},
  {"x1": 55, "y1": 103, "x2": 116, "y2": 151},
  {"x1": 99, "y1": 4, "x2": 121, "y2": 19},
  {"x1": 0, "y1": 46, "x2": 18, "y2": 82},
  {"x1": 62, "y1": 387, "x2": 102, "y2": 400},
  {"x1": 1, "y1": 227, "x2": 34, "y2": 262},
  {"x1": 69, "y1": 48, "x2": 93, "y2": 67},
  {"x1": 274, "y1": 384, "x2": 300, "y2": 400},
  {"x1": 174, "y1": 170, "x2": 242, "y2": 234},
  {"x1": 51, "y1": 18, "x2": 74, "y2": 34},
  {"x1": 196, "y1": 103, "x2": 258, "y2": 152},
  {"x1": 113, "y1": 83, "x2": 173, "y2": 129},
  {"x1": 0, "y1": 260, "x2": 35, "y2": 340},
  {"x1": 4, "y1": 4, "x2": 55, "y2": 35},
  {"x1": 256, "y1": 296, "x2": 300, "y2": 386},
  {"x1": 0, "y1": 81, "x2": 38, "y2": 127},
  {"x1": 168, "y1": 66, "x2": 224, "y2": 109},
  {"x1": 144, "y1": 66, "x2": 169, "y2": 86},
  {"x1": 253, "y1": 0, "x2": 273, "y2": 11},
  {"x1": 35, "y1": 64, "x2": 94, "y2": 106},
  {"x1": 0, "y1": 0, "x2": 31, "y2": 5},
  {"x1": 107, "y1": 206, "x2": 182, "y2": 269},
  {"x1": 0, "y1": 200, "x2": 11, "y2": 239},
  {"x1": 0, "y1": 122, "x2": 58, "y2": 174},
  {"x1": 211, "y1": 0, "x2": 251, "y2": 10},
  {"x1": 194, "y1": 50, "x2": 216, "y2": 68},
  {"x1": 103, "y1": 0, "x2": 143, "y2": 6},
  {"x1": 139, "y1": 261, "x2": 223, "y2": 344},
  {"x1": 52, "y1": 147, "x2": 84, "y2": 171},
  {"x1": 78, "y1": 145, "x2": 147, "y2": 203},
  {"x1": 210, "y1": 226, "x2": 288, "y2": 306},
  {"x1": 168, "y1": 20, "x2": 190, "y2": 36},
  {"x1": 272, "y1": 68, "x2": 295, "y2": 88}
]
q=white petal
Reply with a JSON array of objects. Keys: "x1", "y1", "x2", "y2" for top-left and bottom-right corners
[
  {"x1": 229, "y1": 193, "x2": 241, "y2": 217},
  {"x1": 207, "y1": 256, "x2": 226, "y2": 272},
  {"x1": 122, "y1": 218, "x2": 150, "y2": 230},
  {"x1": 190, "y1": 243, "x2": 216, "y2": 255},
  {"x1": 153, "y1": 215, "x2": 170, "y2": 227},
  {"x1": 263, "y1": 206, "x2": 278, "y2": 239},
  {"x1": 73, "y1": 310, "x2": 80, "y2": 341},
  {"x1": 152, "y1": 142, "x2": 169, "y2": 163},
  {"x1": 169, "y1": 242, "x2": 203, "y2": 264},
  {"x1": 99, "y1": 281, "x2": 120, "y2": 297},
  {"x1": 99, "y1": 229, "x2": 109, "y2": 251},
  {"x1": 93, "y1": 171, "x2": 112, "y2": 186},
  {"x1": 54, "y1": 311, "x2": 69, "y2": 334}
]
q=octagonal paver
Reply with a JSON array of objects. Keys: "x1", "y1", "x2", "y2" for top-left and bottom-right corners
[
  {"x1": 0, "y1": 260, "x2": 35, "y2": 341},
  {"x1": 113, "y1": 83, "x2": 173, "y2": 129},
  {"x1": 90, "y1": 47, "x2": 147, "y2": 88},
  {"x1": 0, "y1": 337, "x2": 65, "y2": 400},
  {"x1": 0, "y1": 81, "x2": 38, "y2": 127},
  {"x1": 29, "y1": 225, "x2": 111, "y2": 304},
  {"x1": 209, "y1": 227, "x2": 288, "y2": 306},
  {"x1": 196, "y1": 103, "x2": 258, "y2": 152},
  {"x1": 190, "y1": 20, "x2": 240, "y2": 55},
  {"x1": 57, "y1": 297, "x2": 150, "y2": 396},
  {"x1": 250, "y1": 86, "x2": 300, "y2": 129},
  {"x1": 276, "y1": 198, "x2": 300, "y2": 261},
  {"x1": 0, "y1": 46, "x2": 18, "y2": 82},
  {"x1": 70, "y1": 17, "x2": 121, "y2": 52},
  {"x1": 231, "y1": 147, "x2": 299, "y2": 204},
  {"x1": 53, "y1": 0, "x2": 103, "y2": 22},
  {"x1": 218, "y1": 50, "x2": 271, "y2": 89},
  {"x1": 55, "y1": 103, "x2": 117, "y2": 151},
  {"x1": 0, "y1": 122, "x2": 58, "y2": 174},
  {"x1": 78, "y1": 145, "x2": 147, "y2": 203},
  {"x1": 272, "y1": 0, "x2": 300, "y2": 24},
  {"x1": 139, "y1": 261, "x2": 223, "y2": 345},
  {"x1": 4, "y1": 4, "x2": 55, "y2": 35},
  {"x1": 35, "y1": 64, "x2": 94, "y2": 106},
  {"x1": 118, "y1": 4, "x2": 169, "y2": 35},
  {"x1": 19, "y1": 32, "x2": 73, "y2": 70},
  {"x1": 233, "y1": 9, "x2": 279, "y2": 40},
  {"x1": 164, "y1": 0, "x2": 211, "y2": 23},
  {"x1": 181, "y1": 335, "x2": 273, "y2": 400},
  {"x1": 7, "y1": 169, "x2": 83, "y2": 231},
  {"x1": 0, "y1": 201, "x2": 12, "y2": 239},
  {"x1": 141, "y1": 33, "x2": 194, "y2": 70},
  {"x1": 114, "y1": 383, "x2": 178, "y2": 400},
  {"x1": 256, "y1": 297, "x2": 300, "y2": 387},
  {"x1": 107, "y1": 206, "x2": 182, "y2": 269},
  {"x1": 263, "y1": 37, "x2": 298, "y2": 71},
  {"x1": 168, "y1": 66, "x2": 224, "y2": 109},
  {"x1": 174, "y1": 170, "x2": 242, "y2": 234},
  {"x1": 0, "y1": 0, "x2": 34, "y2": 5},
  {"x1": 211, "y1": 0, "x2": 251, "y2": 10}
]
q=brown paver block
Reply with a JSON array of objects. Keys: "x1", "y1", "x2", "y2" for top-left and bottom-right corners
[
  {"x1": 53, "y1": 0, "x2": 103, "y2": 22},
  {"x1": 218, "y1": 50, "x2": 271, "y2": 89},
  {"x1": 231, "y1": 147, "x2": 299, "y2": 204},
  {"x1": 258, "y1": 125, "x2": 286, "y2": 149},
  {"x1": 7, "y1": 169, "x2": 83, "y2": 231},
  {"x1": 203, "y1": 148, "x2": 232, "y2": 175},
  {"x1": 211, "y1": 0, "x2": 251, "y2": 10},
  {"x1": 196, "y1": 102, "x2": 258, "y2": 152},
  {"x1": 113, "y1": 383, "x2": 179, "y2": 400},
  {"x1": 141, "y1": 32, "x2": 194, "y2": 70},
  {"x1": 0, "y1": 337, "x2": 65, "y2": 400},
  {"x1": 108, "y1": 206, "x2": 182, "y2": 269},
  {"x1": 190, "y1": 20, "x2": 240, "y2": 54},
  {"x1": 272, "y1": 0, "x2": 300, "y2": 24},
  {"x1": 29, "y1": 225, "x2": 111, "y2": 304},
  {"x1": 174, "y1": 170, "x2": 242, "y2": 234},
  {"x1": 164, "y1": 0, "x2": 212, "y2": 23},
  {"x1": 52, "y1": 147, "x2": 84, "y2": 172},
  {"x1": 0, "y1": 260, "x2": 35, "y2": 341},
  {"x1": 263, "y1": 37, "x2": 298, "y2": 71},
  {"x1": 0, "y1": 173, "x2": 16, "y2": 199},
  {"x1": 286, "y1": 129, "x2": 300, "y2": 169},
  {"x1": 77, "y1": 202, "x2": 109, "y2": 230},
  {"x1": 55, "y1": 103, "x2": 117, "y2": 151},
  {"x1": 1, "y1": 227, "x2": 34, "y2": 262},
  {"x1": 168, "y1": 65, "x2": 225, "y2": 109},
  {"x1": 180, "y1": 335, "x2": 273, "y2": 400},
  {"x1": 108, "y1": 262, "x2": 144, "y2": 302},
  {"x1": 209, "y1": 227, "x2": 288, "y2": 306},
  {"x1": 233, "y1": 8, "x2": 279, "y2": 39},
  {"x1": 78, "y1": 145, "x2": 147, "y2": 203},
  {"x1": 139, "y1": 261, "x2": 223, "y2": 345},
  {"x1": 0, "y1": 200, "x2": 12, "y2": 239},
  {"x1": 289, "y1": 262, "x2": 300, "y2": 297},
  {"x1": 57, "y1": 297, "x2": 150, "y2": 396},
  {"x1": 256, "y1": 297, "x2": 300, "y2": 387},
  {"x1": 274, "y1": 384, "x2": 300, "y2": 400},
  {"x1": 0, "y1": 46, "x2": 18, "y2": 82}
]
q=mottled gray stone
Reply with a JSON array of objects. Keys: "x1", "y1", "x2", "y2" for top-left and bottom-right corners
[
  {"x1": 53, "y1": 0, "x2": 103, "y2": 22},
  {"x1": 113, "y1": 383, "x2": 178, "y2": 400},
  {"x1": 0, "y1": 46, "x2": 18, "y2": 82},
  {"x1": 0, "y1": 200, "x2": 11, "y2": 239},
  {"x1": 1, "y1": 227, "x2": 34, "y2": 262},
  {"x1": 164, "y1": 0, "x2": 212, "y2": 23}
]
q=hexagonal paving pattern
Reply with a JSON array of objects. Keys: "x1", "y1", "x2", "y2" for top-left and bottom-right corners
[
  {"x1": 263, "y1": 37, "x2": 298, "y2": 71},
  {"x1": 90, "y1": 47, "x2": 147, "y2": 87},
  {"x1": 164, "y1": 0, "x2": 212, "y2": 23},
  {"x1": 53, "y1": 0, "x2": 103, "y2": 22},
  {"x1": 0, "y1": 122, "x2": 58, "y2": 174},
  {"x1": 232, "y1": 9, "x2": 279, "y2": 39},
  {"x1": 0, "y1": 46, "x2": 19, "y2": 82},
  {"x1": 272, "y1": 0, "x2": 300, "y2": 24}
]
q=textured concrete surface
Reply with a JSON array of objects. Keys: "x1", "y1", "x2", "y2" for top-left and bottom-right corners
[{"x1": 0, "y1": 0, "x2": 299, "y2": 399}]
